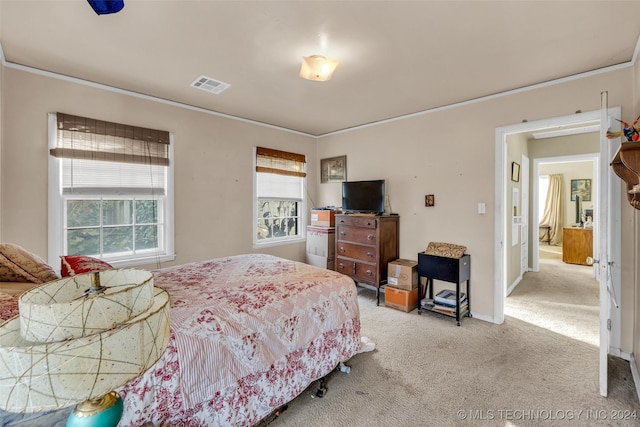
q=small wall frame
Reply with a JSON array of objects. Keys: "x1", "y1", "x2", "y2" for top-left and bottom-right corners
[
  {"x1": 511, "y1": 162, "x2": 520, "y2": 182},
  {"x1": 571, "y1": 179, "x2": 591, "y2": 201},
  {"x1": 320, "y1": 155, "x2": 347, "y2": 183}
]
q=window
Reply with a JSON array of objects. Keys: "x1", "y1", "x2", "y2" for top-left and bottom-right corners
[
  {"x1": 48, "y1": 113, "x2": 174, "y2": 267},
  {"x1": 538, "y1": 175, "x2": 549, "y2": 221},
  {"x1": 254, "y1": 147, "x2": 306, "y2": 245}
]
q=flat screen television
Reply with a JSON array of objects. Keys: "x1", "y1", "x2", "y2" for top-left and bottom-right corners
[{"x1": 341, "y1": 180, "x2": 385, "y2": 214}]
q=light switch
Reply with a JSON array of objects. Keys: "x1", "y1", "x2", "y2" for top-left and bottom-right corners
[{"x1": 478, "y1": 203, "x2": 486, "y2": 214}]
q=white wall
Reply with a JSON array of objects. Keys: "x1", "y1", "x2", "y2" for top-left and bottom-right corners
[
  {"x1": 316, "y1": 67, "x2": 634, "y2": 331},
  {"x1": 632, "y1": 43, "x2": 640, "y2": 383},
  {"x1": 0, "y1": 57, "x2": 3, "y2": 242},
  {"x1": 0, "y1": 67, "x2": 317, "y2": 269},
  {"x1": 0, "y1": 60, "x2": 637, "y2": 353}
]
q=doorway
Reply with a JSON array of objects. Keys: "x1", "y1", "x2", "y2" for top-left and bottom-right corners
[
  {"x1": 494, "y1": 107, "x2": 622, "y2": 396},
  {"x1": 531, "y1": 154, "x2": 599, "y2": 273},
  {"x1": 508, "y1": 154, "x2": 600, "y2": 347}
]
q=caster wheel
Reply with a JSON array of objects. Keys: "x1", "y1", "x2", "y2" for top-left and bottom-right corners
[{"x1": 316, "y1": 387, "x2": 327, "y2": 398}]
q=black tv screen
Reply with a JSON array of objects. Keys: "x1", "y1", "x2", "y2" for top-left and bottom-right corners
[{"x1": 342, "y1": 180, "x2": 385, "y2": 214}]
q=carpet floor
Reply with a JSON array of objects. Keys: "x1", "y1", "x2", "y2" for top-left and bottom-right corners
[{"x1": 269, "y1": 252, "x2": 638, "y2": 427}]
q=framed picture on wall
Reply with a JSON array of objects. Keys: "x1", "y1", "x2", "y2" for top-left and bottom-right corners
[
  {"x1": 571, "y1": 179, "x2": 591, "y2": 201},
  {"x1": 320, "y1": 155, "x2": 347, "y2": 183},
  {"x1": 511, "y1": 162, "x2": 520, "y2": 182}
]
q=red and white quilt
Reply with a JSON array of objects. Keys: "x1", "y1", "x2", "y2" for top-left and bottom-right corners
[{"x1": 1, "y1": 254, "x2": 361, "y2": 426}]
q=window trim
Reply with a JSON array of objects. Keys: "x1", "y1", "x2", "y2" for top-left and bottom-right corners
[
  {"x1": 47, "y1": 113, "x2": 175, "y2": 270},
  {"x1": 252, "y1": 146, "x2": 306, "y2": 248}
]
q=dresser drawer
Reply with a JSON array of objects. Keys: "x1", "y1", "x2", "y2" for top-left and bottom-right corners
[
  {"x1": 336, "y1": 258, "x2": 378, "y2": 284},
  {"x1": 335, "y1": 215, "x2": 377, "y2": 229},
  {"x1": 336, "y1": 225, "x2": 377, "y2": 245},
  {"x1": 337, "y1": 242, "x2": 378, "y2": 262}
]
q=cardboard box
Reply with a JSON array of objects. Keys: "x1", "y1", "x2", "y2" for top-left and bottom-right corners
[
  {"x1": 311, "y1": 209, "x2": 337, "y2": 227},
  {"x1": 387, "y1": 259, "x2": 418, "y2": 291},
  {"x1": 306, "y1": 226, "x2": 335, "y2": 258},
  {"x1": 384, "y1": 286, "x2": 418, "y2": 313},
  {"x1": 306, "y1": 253, "x2": 335, "y2": 270}
]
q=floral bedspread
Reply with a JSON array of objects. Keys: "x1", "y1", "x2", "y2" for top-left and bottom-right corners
[
  {"x1": 0, "y1": 292, "x2": 19, "y2": 320},
  {"x1": 1, "y1": 254, "x2": 360, "y2": 426}
]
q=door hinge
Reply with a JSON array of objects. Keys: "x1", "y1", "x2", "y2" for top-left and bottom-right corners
[{"x1": 607, "y1": 319, "x2": 611, "y2": 331}]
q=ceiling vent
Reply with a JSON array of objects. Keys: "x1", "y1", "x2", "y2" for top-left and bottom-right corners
[{"x1": 190, "y1": 76, "x2": 231, "y2": 95}]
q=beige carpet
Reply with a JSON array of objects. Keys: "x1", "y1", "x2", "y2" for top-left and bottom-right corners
[{"x1": 269, "y1": 252, "x2": 638, "y2": 427}]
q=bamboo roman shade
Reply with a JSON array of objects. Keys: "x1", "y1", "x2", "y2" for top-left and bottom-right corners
[
  {"x1": 256, "y1": 147, "x2": 306, "y2": 178},
  {"x1": 50, "y1": 113, "x2": 170, "y2": 166}
]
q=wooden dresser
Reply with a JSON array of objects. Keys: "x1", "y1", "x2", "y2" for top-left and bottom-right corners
[
  {"x1": 335, "y1": 214, "x2": 399, "y2": 305},
  {"x1": 562, "y1": 227, "x2": 593, "y2": 266}
]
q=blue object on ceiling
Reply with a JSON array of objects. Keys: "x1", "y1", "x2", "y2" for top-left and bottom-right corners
[{"x1": 87, "y1": 0, "x2": 125, "y2": 15}]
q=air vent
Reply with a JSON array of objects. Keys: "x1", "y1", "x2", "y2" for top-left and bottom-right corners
[{"x1": 190, "y1": 75, "x2": 231, "y2": 94}]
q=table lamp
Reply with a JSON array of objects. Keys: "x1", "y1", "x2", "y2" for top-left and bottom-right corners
[{"x1": 0, "y1": 269, "x2": 170, "y2": 427}]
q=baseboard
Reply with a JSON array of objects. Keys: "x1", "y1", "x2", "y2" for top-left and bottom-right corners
[
  {"x1": 469, "y1": 311, "x2": 495, "y2": 323},
  {"x1": 630, "y1": 353, "x2": 640, "y2": 404},
  {"x1": 506, "y1": 274, "x2": 522, "y2": 296},
  {"x1": 610, "y1": 348, "x2": 631, "y2": 361}
]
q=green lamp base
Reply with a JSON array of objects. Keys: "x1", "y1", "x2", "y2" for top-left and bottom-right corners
[{"x1": 66, "y1": 391, "x2": 123, "y2": 427}]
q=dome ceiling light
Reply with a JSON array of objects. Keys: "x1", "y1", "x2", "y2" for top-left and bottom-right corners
[{"x1": 299, "y1": 55, "x2": 339, "y2": 82}]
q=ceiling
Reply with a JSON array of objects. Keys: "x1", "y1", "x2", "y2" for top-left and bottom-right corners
[{"x1": 1, "y1": 1, "x2": 640, "y2": 137}]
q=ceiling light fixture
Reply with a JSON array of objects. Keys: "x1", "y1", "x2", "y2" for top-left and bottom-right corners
[{"x1": 299, "y1": 55, "x2": 339, "y2": 82}]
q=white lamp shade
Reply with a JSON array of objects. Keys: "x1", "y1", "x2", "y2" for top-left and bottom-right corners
[
  {"x1": 0, "y1": 270, "x2": 170, "y2": 413},
  {"x1": 18, "y1": 269, "x2": 155, "y2": 342},
  {"x1": 299, "y1": 55, "x2": 339, "y2": 81}
]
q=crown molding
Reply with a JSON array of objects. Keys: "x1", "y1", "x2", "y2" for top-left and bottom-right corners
[{"x1": 2, "y1": 34, "x2": 639, "y2": 139}]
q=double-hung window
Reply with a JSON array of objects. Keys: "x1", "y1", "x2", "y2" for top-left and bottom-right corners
[
  {"x1": 48, "y1": 113, "x2": 175, "y2": 267},
  {"x1": 254, "y1": 147, "x2": 306, "y2": 246}
]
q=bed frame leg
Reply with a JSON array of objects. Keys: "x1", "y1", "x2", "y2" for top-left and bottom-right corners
[
  {"x1": 314, "y1": 362, "x2": 351, "y2": 398},
  {"x1": 315, "y1": 376, "x2": 328, "y2": 398}
]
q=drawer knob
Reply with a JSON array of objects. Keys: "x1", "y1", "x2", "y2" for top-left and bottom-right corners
[
  {"x1": 367, "y1": 235, "x2": 373, "y2": 241},
  {"x1": 366, "y1": 270, "x2": 373, "y2": 276},
  {"x1": 340, "y1": 231, "x2": 346, "y2": 236},
  {"x1": 366, "y1": 252, "x2": 373, "y2": 258},
  {"x1": 339, "y1": 247, "x2": 345, "y2": 253}
]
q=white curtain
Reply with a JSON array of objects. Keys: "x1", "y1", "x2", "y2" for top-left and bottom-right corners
[{"x1": 539, "y1": 174, "x2": 564, "y2": 246}]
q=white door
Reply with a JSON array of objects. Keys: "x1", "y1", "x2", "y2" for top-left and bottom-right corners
[
  {"x1": 597, "y1": 103, "x2": 622, "y2": 397},
  {"x1": 520, "y1": 155, "x2": 529, "y2": 275}
]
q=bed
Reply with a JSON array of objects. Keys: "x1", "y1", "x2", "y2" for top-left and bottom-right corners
[{"x1": 0, "y1": 253, "x2": 361, "y2": 426}]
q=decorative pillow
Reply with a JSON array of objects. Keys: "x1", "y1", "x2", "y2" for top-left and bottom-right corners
[
  {"x1": 0, "y1": 243, "x2": 60, "y2": 283},
  {"x1": 424, "y1": 242, "x2": 467, "y2": 258},
  {"x1": 61, "y1": 255, "x2": 113, "y2": 277}
]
